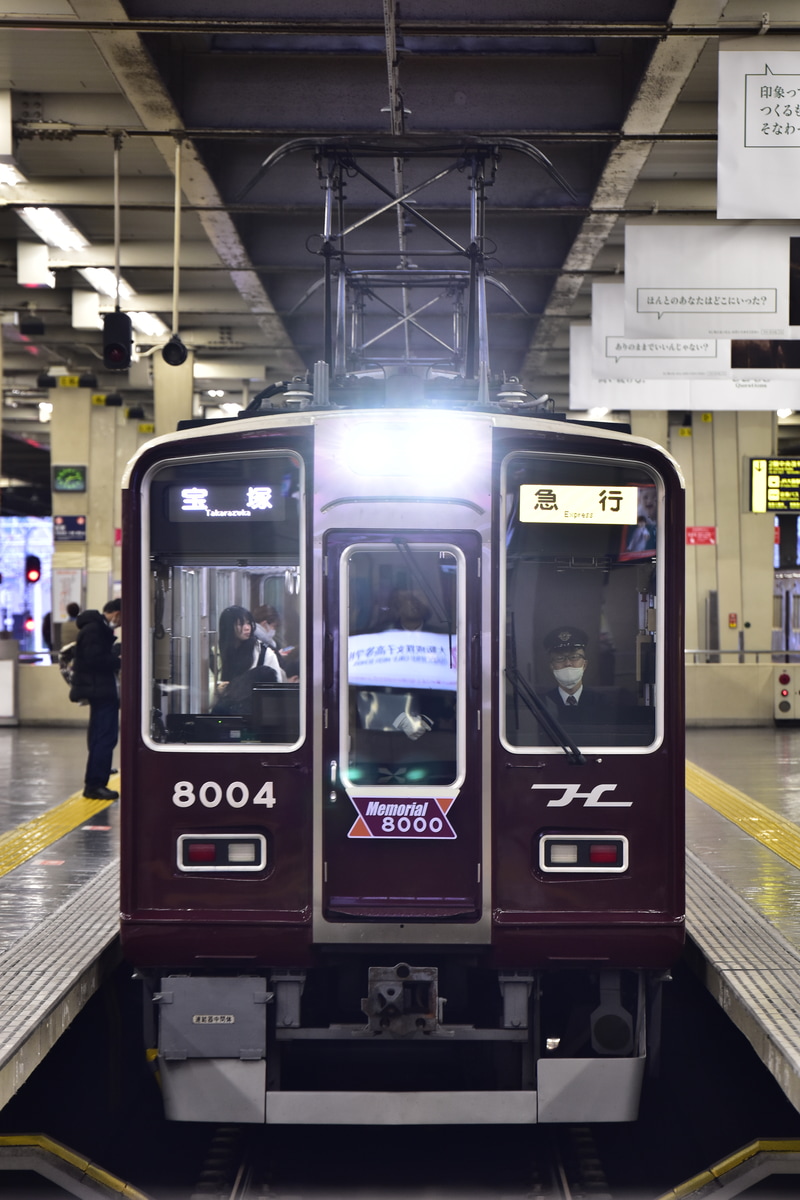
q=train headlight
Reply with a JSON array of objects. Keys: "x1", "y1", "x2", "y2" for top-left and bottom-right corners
[
  {"x1": 344, "y1": 419, "x2": 482, "y2": 482},
  {"x1": 539, "y1": 834, "x2": 628, "y2": 873},
  {"x1": 177, "y1": 833, "x2": 267, "y2": 872}
]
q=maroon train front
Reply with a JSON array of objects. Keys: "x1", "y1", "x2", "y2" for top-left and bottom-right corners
[{"x1": 119, "y1": 389, "x2": 684, "y2": 1125}]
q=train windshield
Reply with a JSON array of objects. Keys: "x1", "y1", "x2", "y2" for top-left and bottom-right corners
[
  {"x1": 502, "y1": 453, "x2": 661, "y2": 753},
  {"x1": 341, "y1": 542, "x2": 463, "y2": 787},
  {"x1": 144, "y1": 450, "x2": 303, "y2": 748}
]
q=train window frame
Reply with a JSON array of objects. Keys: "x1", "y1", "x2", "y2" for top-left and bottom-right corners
[
  {"x1": 140, "y1": 448, "x2": 306, "y2": 754},
  {"x1": 499, "y1": 450, "x2": 665, "y2": 757},
  {"x1": 338, "y1": 540, "x2": 468, "y2": 793}
]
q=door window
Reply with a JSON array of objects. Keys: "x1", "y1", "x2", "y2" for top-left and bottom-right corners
[
  {"x1": 502, "y1": 453, "x2": 661, "y2": 752},
  {"x1": 341, "y1": 543, "x2": 463, "y2": 786}
]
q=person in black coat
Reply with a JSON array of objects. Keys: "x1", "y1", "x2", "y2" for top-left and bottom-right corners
[
  {"x1": 541, "y1": 625, "x2": 612, "y2": 724},
  {"x1": 70, "y1": 599, "x2": 121, "y2": 799},
  {"x1": 537, "y1": 625, "x2": 652, "y2": 747}
]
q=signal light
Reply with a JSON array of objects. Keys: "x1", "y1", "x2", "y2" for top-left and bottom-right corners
[
  {"x1": 24, "y1": 616, "x2": 35, "y2": 632},
  {"x1": 780, "y1": 673, "x2": 791, "y2": 685},
  {"x1": 161, "y1": 334, "x2": 188, "y2": 367},
  {"x1": 25, "y1": 554, "x2": 41, "y2": 583},
  {"x1": 102, "y1": 311, "x2": 132, "y2": 370}
]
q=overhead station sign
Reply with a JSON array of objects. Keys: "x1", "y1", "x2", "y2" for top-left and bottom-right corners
[{"x1": 751, "y1": 457, "x2": 800, "y2": 513}]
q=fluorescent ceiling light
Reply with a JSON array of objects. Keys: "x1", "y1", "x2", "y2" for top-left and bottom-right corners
[
  {"x1": 129, "y1": 310, "x2": 169, "y2": 337},
  {"x1": 21, "y1": 207, "x2": 171, "y2": 342},
  {"x1": 0, "y1": 157, "x2": 26, "y2": 186},
  {"x1": 79, "y1": 266, "x2": 134, "y2": 300},
  {"x1": 19, "y1": 206, "x2": 89, "y2": 251}
]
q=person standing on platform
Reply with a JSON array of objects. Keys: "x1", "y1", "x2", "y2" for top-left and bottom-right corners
[
  {"x1": 59, "y1": 601, "x2": 81, "y2": 648},
  {"x1": 70, "y1": 598, "x2": 122, "y2": 800}
]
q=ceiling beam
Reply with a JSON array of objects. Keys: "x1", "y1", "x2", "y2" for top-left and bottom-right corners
[
  {"x1": 521, "y1": 7, "x2": 721, "y2": 384},
  {"x1": 66, "y1": 0, "x2": 303, "y2": 371}
]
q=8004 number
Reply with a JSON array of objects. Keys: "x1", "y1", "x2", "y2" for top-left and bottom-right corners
[{"x1": 171, "y1": 780, "x2": 276, "y2": 808}]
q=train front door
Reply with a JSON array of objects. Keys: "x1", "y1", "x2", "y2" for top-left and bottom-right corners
[{"x1": 322, "y1": 531, "x2": 482, "y2": 923}]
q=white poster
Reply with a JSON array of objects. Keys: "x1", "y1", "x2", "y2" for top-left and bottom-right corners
[
  {"x1": 570, "y1": 324, "x2": 800, "y2": 412},
  {"x1": 51, "y1": 568, "x2": 82, "y2": 621},
  {"x1": 592, "y1": 283, "x2": 731, "y2": 380},
  {"x1": 623, "y1": 223, "x2": 800, "y2": 340},
  {"x1": 570, "y1": 325, "x2": 691, "y2": 411},
  {"x1": 718, "y1": 46, "x2": 800, "y2": 220}
]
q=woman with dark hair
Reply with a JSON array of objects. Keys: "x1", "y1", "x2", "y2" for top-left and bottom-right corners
[{"x1": 213, "y1": 605, "x2": 279, "y2": 715}]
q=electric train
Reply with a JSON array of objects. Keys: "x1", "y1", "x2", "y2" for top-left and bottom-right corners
[{"x1": 119, "y1": 375, "x2": 685, "y2": 1125}]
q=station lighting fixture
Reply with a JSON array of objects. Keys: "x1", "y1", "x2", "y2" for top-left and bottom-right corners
[
  {"x1": 19, "y1": 206, "x2": 89, "y2": 252},
  {"x1": 0, "y1": 155, "x2": 26, "y2": 187},
  {"x1": 17, "y1": 207, "x2": 169, "y2": 339},
  {"x1": 777, "y1": 409, "x2": 794, "y2": 419}
]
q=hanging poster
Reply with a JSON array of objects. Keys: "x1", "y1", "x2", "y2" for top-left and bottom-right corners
[
  {"x1": 718, "y1": 44, "x2": 800, "y2": 220},
  {"x1": 571, "y1": 324, "x2": 799, "y2": 412},
  {"x1": 623, "y1": 224, "x2": 798, "y2": 340},
  {"x1": 592, "y1": 282, "x2": 731, "y2": 380}
]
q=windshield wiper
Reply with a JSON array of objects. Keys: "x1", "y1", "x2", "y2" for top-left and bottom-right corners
[{"x1": 505, "y1": 666, "x2": 586, "y2": 766}]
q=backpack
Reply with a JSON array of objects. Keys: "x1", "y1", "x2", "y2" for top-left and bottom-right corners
[
  {"x1": 59, "y1": 641, "x2": 88, "y2": 704},
  {"x1": 59, "y1": 641, "x2": 77, "y2": 687}
]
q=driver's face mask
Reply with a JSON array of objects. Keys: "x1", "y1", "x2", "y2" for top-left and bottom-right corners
[{"x1": 552, "y1": 664, "x2": 585, "y2": 689}]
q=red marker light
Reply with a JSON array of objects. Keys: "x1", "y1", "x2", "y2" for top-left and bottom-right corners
[
  {"x1": 186, "y1": 842, "x2": 216, "y2": 864},
  {"x1": 589, "y1": 843, "x2": 619, "y2": 865},
  {"x1": 24, "y1": 618, "x2": 35, "y2": 632},
  {"x1": 782, "y1": 689, "x2": 790, "y2": 697}
]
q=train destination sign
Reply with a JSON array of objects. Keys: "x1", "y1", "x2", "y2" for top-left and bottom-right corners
[
  {"x1": 750, "y1": 458, "x2": 800, "y2": 513},
  {"x1": 168, "y1": 482, "x2": 285, "y2": 522},
  {"x1": 520, "y1": 484, "x2": 638, "y2": 524}
]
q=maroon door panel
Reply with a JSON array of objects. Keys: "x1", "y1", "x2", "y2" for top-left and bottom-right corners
[{"x1": 322, "y1": 531, "x2": 481, "y2": 921}]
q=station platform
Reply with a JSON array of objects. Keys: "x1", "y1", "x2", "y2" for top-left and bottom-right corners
[
  {"x1": 0, "y1": 728, "x2": 120, "y2": 1111},
  {"x1": 2, "y1": 724, "x2": 800, "y2": 1121}
]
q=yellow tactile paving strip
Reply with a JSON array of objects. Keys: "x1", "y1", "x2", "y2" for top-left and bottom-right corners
[
  {"x1": 0, "y1": 774, "x2": 119, "y2": 879},
  {"x1": 686, "y1": 760, "x2": 800, "y2": 872}
]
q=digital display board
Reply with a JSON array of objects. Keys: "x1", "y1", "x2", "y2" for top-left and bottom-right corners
[
  {"x1": 168, "y1": 482, "x2": 286, "y2": 522},
  {"x1": 751, "y1": 458, "x2": 800, "y2": 513},
  {"x1": 52, "y1": 465, "x2": 87, "y2": 493}
]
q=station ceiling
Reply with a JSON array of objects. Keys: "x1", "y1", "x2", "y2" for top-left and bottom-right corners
[{"x1": 1, "y1": 1, "x2": 797, "y2": 501}]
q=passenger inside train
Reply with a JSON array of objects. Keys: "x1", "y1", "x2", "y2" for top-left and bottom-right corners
[
  {"x1": 346, "y1": 548, "x2": 459, "y2": 785},
  {"x1": 147, "y1": 451, "x2": 303, "y2": 746}
]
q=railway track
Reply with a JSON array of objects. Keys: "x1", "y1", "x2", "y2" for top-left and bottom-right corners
[{"x1": 187, "y1": 1121, "x2": 612, "y2": 1200}]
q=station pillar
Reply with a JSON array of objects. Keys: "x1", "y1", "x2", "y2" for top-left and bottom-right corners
[
  {"x1": 49, "y1": 387, "x2": 122, "y2": 614},
  {"x1": 652, "y1": 410, "x2": 775, "y2": 658}
]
